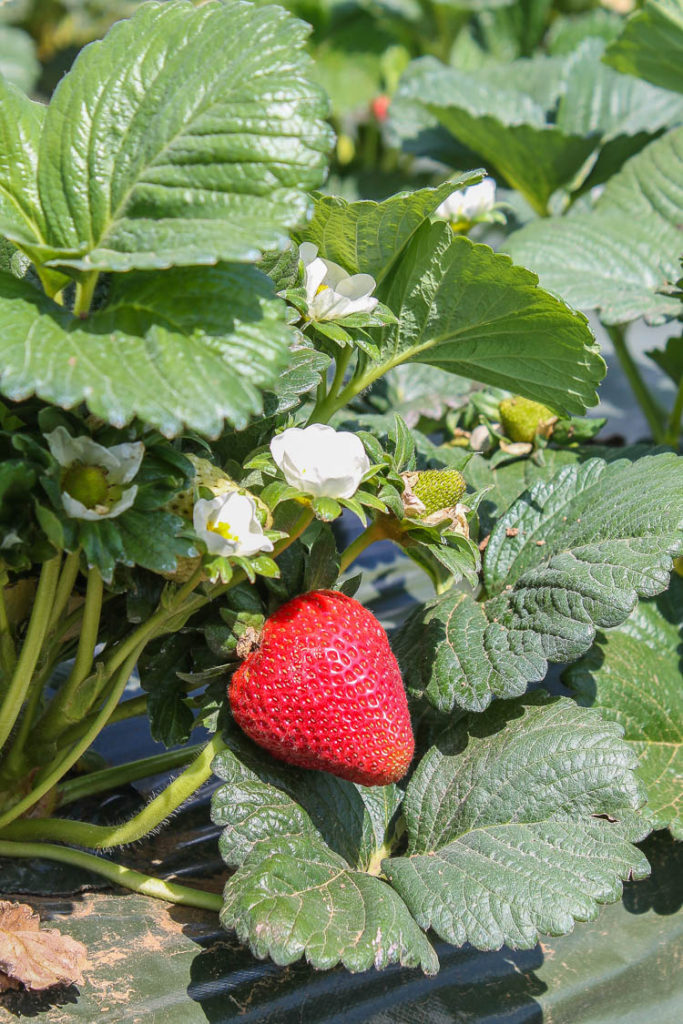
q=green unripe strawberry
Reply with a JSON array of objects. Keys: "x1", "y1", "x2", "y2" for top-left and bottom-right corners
[
  {"x1": 499, "y1": 397, "x2": 556, "y2": 444},
  {"x1": 409, "y1": 469, "x2": 466, "y2": 516},
  {"x1": 61, "y1": 464, "x2": 110, "y2": 509}
]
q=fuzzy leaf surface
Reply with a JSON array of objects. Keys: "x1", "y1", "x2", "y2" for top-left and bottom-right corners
[
  {"x1": 369, "y1": 222, "x2": 603, "y2": 417},
  {"x1": 604, "y1": 0, "x2": 683, "y2": 95},
  {"x1": 556, "y1": 37, "x2": 683, "y2": 140},
  {"x1": 211, "y1": 740, "x2": 438, "y2": 974},
  {"x1": 506, "y1": 127, "x2": 683, "y2": 324},
  {"x1": 32, "y1": 0, "x2": 330, "y2": 272},
  {"x1": 394, "y1": 453, "x2": 683, "y2": 711},
  {"x1": 384, "y1": 695, "x2": 650, "y2": 951},
  {"x1": 565, "y1": 576, "x2": 683, "y2": 838},
  {"x1": 0, "y1": 264, "x2": 291, "y2": 436}
]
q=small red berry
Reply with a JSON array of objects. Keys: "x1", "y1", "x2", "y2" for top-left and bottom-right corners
[
  {"x1": 371, "y1": 94, "x2": 390, "y2": 122},
  {"x1": 228, "y1": 590, "x2": 414, "y2": 786}
]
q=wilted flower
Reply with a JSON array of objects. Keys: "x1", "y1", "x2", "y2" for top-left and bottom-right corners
[
  {"x1": 299, "y1": 243, "x2": 378, "y2": 321},
  {"x1": 46, "y1": 426, "x2": 144, "y2": 521},
  {"x1": 270, "y1": 424, "x2": 370, "y2": 499},
  {"x1": 435, "y1": 178, "x2": 496, "y2": 225},
  {"x1": 193, "y1": 492, "x2": 273, "y2": 558}
]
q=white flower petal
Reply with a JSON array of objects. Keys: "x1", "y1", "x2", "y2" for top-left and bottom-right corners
[
  {"x1": 193, "y1": 492, "x2": 273, "y2": 558},
  {"x1": 61, "y1": 485, "x2": 138, "y2": 521},
  {"x1": 298, "y1": 246, "x2": 378, "y2": 322},
  {"x1": 436, "y1": 178, "x2": 496, "y2": 223},
  {"x1": 107, "y1": 441, "x2": 145, "y2": 484},
  {"x1": 299, "y1": 242, "x2": 319, "y2": 267},
  {"x1": 270, "y1": 425, "x2": 370, "y2": 499},
  {"x1": 45, "y1": 427, "x2": 119, "y2": 473}
]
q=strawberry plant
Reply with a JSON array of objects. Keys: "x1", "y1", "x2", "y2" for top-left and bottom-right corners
[{"x1": 0, "y1": 0, "x2": 681, "y2": 1010}]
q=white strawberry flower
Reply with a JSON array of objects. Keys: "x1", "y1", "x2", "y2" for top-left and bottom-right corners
[
  {"x1": 45, "y1": 426, "x2": 144, "y2": 521},
  {"x1": 299, "y1": 242, "x2": 378, "y2": 321},
  {"x1": 193, "y1": 492, "x2": 273, "y2": 558},
  {"x1": 435, "y1": 177, "x2": 497, "y2": 224},
  {"x1": 270, "y1": 424, "x2": 370, "y2": 499}
]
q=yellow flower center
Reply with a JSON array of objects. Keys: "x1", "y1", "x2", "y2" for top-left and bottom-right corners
[
  {"x1": 315, "y1": 283, "x2": 329, "y2": 295},
  {"x1": 207, "y1": 518, "x2": 238, "y2": 543}
]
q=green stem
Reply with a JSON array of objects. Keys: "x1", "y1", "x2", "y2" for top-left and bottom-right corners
[
  {"x1": 1, "y1": 734, "x2": 226, "y2": 847},
  {"x1": 57, "y1": 743, "x2": 206, "y2": 807},
  {"x1": 665, "y1": 374, "x2": 683, "y2": 448},
  {"x1": 0, "y1": 556, "x2": 61, "y2": 755},
  {"x1": 46, "y1": 550, "x2": 81, "y2": 636},
  {"x1": 0, "y1": 575, "x2": 16, "y2": 681},
  {"x1": 607, "y1": 324, "x2": 667, "y2": 443},
  {"x1": 339, "y1": 522, "x2": 386, "y2": 573},
  {"x1": 307, "y1": 347, "x2": 353, "y2": 425},
  {"x1": 39, "y1": 567, "x2": 104, "y2": 740},
  {"x1": 73, "y1": 271, "x2": 99, "y2": 317},
  {"x1": 0, "y1": 840, "x2": 223, "y2": 912},
  {"x1": 0, "y1": 641, "x2": 142, "y2": 829}
]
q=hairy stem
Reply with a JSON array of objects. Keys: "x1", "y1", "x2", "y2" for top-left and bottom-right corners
[
  {"x1": 38, "y1": 567, "x2": 104, "y2": 740},
  {"x1": 57, "y1": 743, "x2": 206, "y2": 807},
  {"x1": 0, "y1": 841, "x2": 223, "y2": 912},
  {"x1": 46, "y1": 550, "x2": 81, "y2": 636},
  {"x1": 339, "y1": 522, "x2": 387, "y2": 573},
  {"x1": 607, "y1": 324, "x2": 667, "y2": 443},
  {"x1": 0, "y1": 642, "x2": 142, "y2": 829},
  {"x1": 1, "y1": 734, "x2": 226, "y2": 847},
  {"x1": 307, "y1": 347, "x2": 353, "y2": 425},
  {"x1": 73, "y1": 271, "x2": 99, "y2": 317},
  {"x1": 0, "y1": 556, "x2": 61, "y2": 755}
]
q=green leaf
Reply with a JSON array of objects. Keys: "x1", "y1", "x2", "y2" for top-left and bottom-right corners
[
  {"x1": 0, "y1": 264, "x2": 292, "y2": 437},
  {"x1": 604, "y1": 0, "x2": 683, "y2": 95},
  {"x1": 32, "y1": 1, "x2": 331, "y2": 272},
  {"x1": 300, "y1": 177, "x2": 481, "y2": 285},
  {"x1": 0, "y1": 78, "x2": 46, "y2": 251},
  {"x1": 384, "y1": 694, "x2": 650, "y2": 951},
  {"x1": 505, "y1": 127, "x2": 683, "y2": 324},
  {"x1": 366, "y1": 222, "x2": 604, "y2": 417},
  {"x1": 394, "y1": 453, "x2": 683, "y2": 712},
  {"x1": 312, "y1": 496, "x2": 342, "y2": 521},
  {"x1": 565, "y1": 576, "x2": 683, "y2": 839},
  {"x1": 397, "y1": 57, "x2": 596, "y2": 213},
  {"x1": 647, "y1": 333, "x2": 683, "y2": 384},
  {"x1": 547, "y1": 8, "x2": 624, "y2": 56},
  {"x1": 139, "y1": 633, "x2": 196, "y2": 747},
  {"x1": 211, "y1": 740, "x2": 439, "y2": 974},
  {"x1": 556, "y1": 37, "x2": 683, "y2": 141},
  {"x1": 0, "y1": 24, "x2": 39, "y2": 93},
  {"x1": 264, "y1": 343, "x2": 330, "y2": 416},
  {"x1": 303, "y1": 523, "x2": 340, "y2": 591}
]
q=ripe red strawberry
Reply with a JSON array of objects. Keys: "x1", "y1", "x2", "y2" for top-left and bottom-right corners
[
  {"x1": 371, "y1": 94, "x2": 390, "y2": 122},
  {"x1": 228, "y1": 590, "x2": 414, "y2": 786}
]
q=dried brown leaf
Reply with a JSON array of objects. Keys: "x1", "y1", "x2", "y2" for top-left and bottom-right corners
[{"x1": 0, "y1": 901, "x2": 88, "y2": 991}]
